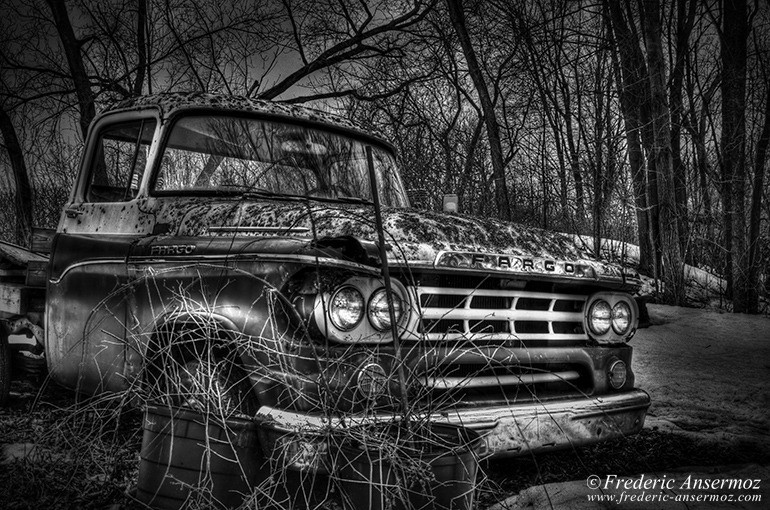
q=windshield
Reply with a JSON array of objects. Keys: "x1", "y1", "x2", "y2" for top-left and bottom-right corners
[{"x1": 154, "y1": 114, "x2": 409, "y2": 207}]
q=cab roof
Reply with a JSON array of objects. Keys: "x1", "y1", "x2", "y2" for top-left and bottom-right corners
[{"x1": 106, "y1": 92, "x2": 386, "y2": 144}]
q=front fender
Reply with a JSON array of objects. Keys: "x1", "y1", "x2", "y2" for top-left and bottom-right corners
[{"x1": 124, "y1": 261, "x2": 311, "y2": 395}]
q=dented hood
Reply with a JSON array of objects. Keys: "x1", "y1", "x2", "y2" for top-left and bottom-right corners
[{"x1": 153, "y1": 198, "x2": 638, "y2": 285}]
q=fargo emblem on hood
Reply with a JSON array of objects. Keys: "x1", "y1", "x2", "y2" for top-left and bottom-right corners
[{"x1": 435, "y1": 251, "x2": 597, "y2": 278}]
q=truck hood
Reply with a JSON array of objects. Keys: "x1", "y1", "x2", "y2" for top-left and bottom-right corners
[{"x1": 154, "y1": 198, "x2": 637, "y2": 284}]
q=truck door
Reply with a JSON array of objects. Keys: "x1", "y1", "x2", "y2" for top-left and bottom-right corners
[{"x1": 46, "y1": 113, "x2": 158, "y2": 395}]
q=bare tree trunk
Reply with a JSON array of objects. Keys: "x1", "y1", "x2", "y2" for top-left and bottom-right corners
[
  {"x1": 0, "y1": 107, "x2": 33, "y2": 247},
  {"x1": 525, "y1": 55, "x2": 568, "y2": 224},
  {"x1": 511, "y1": 6, "x2": 575, "y2": 226},
  {"x1": 747, "y1": 85, "x2": 770, "y2": 313},
  {"x1": 446, "y1": 0, "x2": 511, "y2": 220},
  {"x1": 721, "y1": 0, "x2": 749, "y2": 312},
  {"x1": 606, "y1": 0, "x2": 654, "y2": 274},
  {"x1": 684, "y1": 57, "x2": 714, "y2": 221},
  {"x1": 563, "y1": 106, "x2": 586, "y2": 221},
  {"x1": 458, "y1": 117, "x2": 484, "y2": 202},
  {"x1": 642, "y1": 0, "x2": 686, "y2": 304},
  {"x1": 591, "y1": 42, "x2": 609, "y2": 260},
  {"x1": 692, "y1": 112, "x2": 712, "y2": 214},
  {"x1": 669, "y1": 0, "x2": 696, "y2": 261},
  {"x1": 134, "y1": 0, "x2": 148, "y2": 95},
  {"x1": 46, "y1": 0, "x2": 96, "y2": 139}
]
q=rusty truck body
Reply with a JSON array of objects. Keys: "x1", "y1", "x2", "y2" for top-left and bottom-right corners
[{"x1": 0, "y1": 93, "x2": 649, "y2": 468}]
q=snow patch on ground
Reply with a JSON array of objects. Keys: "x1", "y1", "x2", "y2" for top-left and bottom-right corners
[
  {"x1": 572, "y1": 235, "x2": 640, "y2": 265},
  {"x1": 634, "y1": 305, "x2": 770, "y2": 450},
  {"x1": 485, "y1": 305, "x2": 770, "y2": 509},
  {"x1": 574, "y1": 236, "x2": 732, "y2": 306}
]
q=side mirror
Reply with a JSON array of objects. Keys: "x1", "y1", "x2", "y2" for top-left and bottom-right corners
[{"x1": 442, "y1": 194, "x2": 459, "y2": 214}]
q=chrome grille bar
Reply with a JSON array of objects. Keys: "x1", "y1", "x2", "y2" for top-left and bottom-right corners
[
  {"x1": 404, "y1": 286, "x2": 588, "y2": 342},
  {"x1": 420, "y1": 308, "x2": 580, "y2": 321},
  {"x1": 426, "y1": 370, "x2": 581, "y2": 390}
]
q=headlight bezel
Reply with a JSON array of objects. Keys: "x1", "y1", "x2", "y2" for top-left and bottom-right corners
[
  {"x1": 313, "y1": 276, "x2": 410, "y2": 344},
  {"x1": 583, "y1": 292, "x2": 638, "y2": 344}
]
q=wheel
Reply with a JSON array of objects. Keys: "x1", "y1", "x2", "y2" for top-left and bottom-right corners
[
  {"x1": 0, "y1": 332, "x2": 11, "y2": 407},
  {"x1": 174, "y1": 354, "x2": 257, "y2": 416},
  {"x1": 146, "y1": 332, "x2": 257, "y2": 416}
]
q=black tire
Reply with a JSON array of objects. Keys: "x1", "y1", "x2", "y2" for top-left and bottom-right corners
[
  {"x1": 0, "y1": 333, "x2": 11, "y2": 407},
  {"x1": 146, "y1": 335, "x2": 257, "y2": 416}
]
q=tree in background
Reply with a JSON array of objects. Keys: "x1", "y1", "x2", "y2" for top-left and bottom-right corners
[
  {"x1": 446, "y1": 0, "x2": 511, "y2": 220},
  {"x1": 0, "y1": 104, "x2": 33, "y2": 247},
  {"x1": 748, "y1": 38, "x2": 770, "y2": 313},
  {"x1": 1, "y1": 0, "x2": 769, "y2": 313},
  {"x1": 721, "y1": 0, "x2": 749, "y2": 311},
  {"x1": 641, "y1": 0, "x2": 686, "y2": 305},
  {"x1": 606, "y1": 0, "x2": 657, "y2": 276}
]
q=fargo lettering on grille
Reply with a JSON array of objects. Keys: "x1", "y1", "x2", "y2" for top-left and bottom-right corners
[{"x1": 434, "y1": 251, "x2": 593, "y2": 278}]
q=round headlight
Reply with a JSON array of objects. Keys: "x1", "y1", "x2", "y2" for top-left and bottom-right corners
[
  {"x1": 588, "y1": 300, "x2": 612, "y2": 335},
  {"x1": 368, "y1": 288, "x2": 403, "y2": 331},
  {"x1": 608, "y1": 359, "x2": 627, "y2": 389},
  {"x1": 329, "y1": 286, "x2": 364, "y2": 331},
  {"x1": 612, "y1": 301, "x2": 631, "y2": 334}
]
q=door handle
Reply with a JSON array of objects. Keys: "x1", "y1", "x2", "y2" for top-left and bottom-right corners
[{"x1": 65, "y1": 208, "x2": 84, "y2": 219}]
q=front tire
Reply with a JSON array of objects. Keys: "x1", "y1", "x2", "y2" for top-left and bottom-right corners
[{"x1": 146, "y1": 332, "x2": 257, "y2": 416}]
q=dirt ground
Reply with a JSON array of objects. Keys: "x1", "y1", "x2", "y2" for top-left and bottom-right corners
[{"x1": 2, "y1": 305, "x2": 769, "y2": 509}]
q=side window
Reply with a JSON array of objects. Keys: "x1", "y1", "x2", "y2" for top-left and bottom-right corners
[{"x1": 87, "y1": 119, "x2": 156, "y2": 202}]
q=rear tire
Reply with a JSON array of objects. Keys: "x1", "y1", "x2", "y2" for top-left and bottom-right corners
[{"x1": 0, "y1": 332, "x2": 11, "y2": 407}]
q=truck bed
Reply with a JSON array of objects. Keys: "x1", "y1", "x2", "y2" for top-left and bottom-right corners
[{"x1": 0, "y1": 239, "x2": 48, "y2": 316}]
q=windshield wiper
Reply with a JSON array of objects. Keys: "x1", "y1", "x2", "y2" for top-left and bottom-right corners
[
  {"x1": 205, "y1": 187, "x2": 298, "y2": 200},
  {"x1": 240, "y1": 189, "x2": 306, "y2": 201},
  {"x1": 240, "y1": 189, "x2": 372, "y2": 205},
  {"x1": 326, "y1": 196, "x2": 373, "y2": 205}
]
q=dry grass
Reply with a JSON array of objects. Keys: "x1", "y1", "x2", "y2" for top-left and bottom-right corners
[
  {"x1": 3, "y1": 379, "x2": 768, "y2": 509},
  {"x1": 0, "y1": 381, "x2": 141, "y2": 509}
]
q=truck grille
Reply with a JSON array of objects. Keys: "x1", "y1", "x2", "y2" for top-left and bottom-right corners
[
  {"x1": 407, "y1": 344, "x2": 593, "y2": 402},
  {"x1": 421, "y1": 359, "x2": 590, "y2": 400},
  {"x1": 426, "y1": 367, "x2": 581, "y2": 390},
  {"x1": 403, "y1": 286, "x2": 588, "y2": 343}
]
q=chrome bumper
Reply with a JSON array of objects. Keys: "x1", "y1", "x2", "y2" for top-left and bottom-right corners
[{"x1": 256, "y1": 389, "x2": 650, "y2": 457}]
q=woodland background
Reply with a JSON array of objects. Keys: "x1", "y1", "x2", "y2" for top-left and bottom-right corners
[{"x1": 1, "y1": 0, "x2": 769, "y2": 313}]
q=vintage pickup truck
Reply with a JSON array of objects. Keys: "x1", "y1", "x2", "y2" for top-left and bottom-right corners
[{"x1": 0, "y1": 92, "x2": 649, "y2": 468}]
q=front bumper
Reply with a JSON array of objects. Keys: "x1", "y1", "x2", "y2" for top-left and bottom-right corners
[{"x1": 256, "y1": 389, "x2": 650, "y2": 459}]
